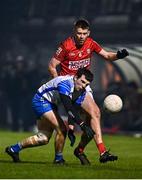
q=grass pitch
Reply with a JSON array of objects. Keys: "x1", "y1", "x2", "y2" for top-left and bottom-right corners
[{"x1": 0, "y1": 130, "x2": 142, "y2": 179}]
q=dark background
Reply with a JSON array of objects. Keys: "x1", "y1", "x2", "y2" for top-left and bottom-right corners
[{"x1": 0, "y1": 0, "x2": 142, "y2": 134}]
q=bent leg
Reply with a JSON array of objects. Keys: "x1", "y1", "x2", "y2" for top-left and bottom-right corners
[
  {"x1": 77, "y1": 93, "x2": 107, "y2": 155},
  {"x1": 50, "y1": 110, "x2": 67, "y2": 163},
  {"x1": 5, "y1": 110, "x2": 64, "y2": 162},
  {"x1": 53, "y1": 111, "x2": 67, "y2": 154},
  {"x1": 81, "y1": 93, "x2": 103, "y2": 144},
  {"x1": 19, "y1": 111, "x2": 59, "y2": 149},
  {"x1": 76, "y1": 109, "x2": 92, "y2": 149}
]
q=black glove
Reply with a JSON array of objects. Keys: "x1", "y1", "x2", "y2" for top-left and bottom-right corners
[
  {"x1": 68, "y1": 116, "x2": 75, "y2": 126},
  {"x1": 80, "y1": 122, "x2": 95, "y2": 139},
  {"x1": 117, "y1": 49, "x2": 129, "y2": 59},
  {"x1": 68, "y1": 129, "x2": 76, "y2": 147}
]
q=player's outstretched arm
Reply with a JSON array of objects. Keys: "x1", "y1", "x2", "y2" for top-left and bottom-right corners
[
  {"x1": 116, "y1": 49, "x2": 129, "y2": 59},
  {"x1": 99, "y1": 48, "x2": 129, "y2": 61}
]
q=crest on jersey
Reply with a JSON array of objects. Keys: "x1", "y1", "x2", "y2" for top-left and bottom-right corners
[
  {"x1": 87, "y1": 49, "x2": 91, "y2": 54},
  {"x1": 78, "y1": 51, "x2": 83, "y2": 57},
  {"x1": 69, "y1": 52, "x2": 76, "y2": 56}
]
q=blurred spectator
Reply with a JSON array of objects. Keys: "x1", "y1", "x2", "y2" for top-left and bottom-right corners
[
  {"x1": 3, "y1": 55, "x2": 30, "y2": 131},
  {"x1": 122, "y1": 81, "x2": 141, "y2": 131},
  {"x1": 0, "y1": 62, "x2": 9, "y2": 129},
  {"x1": 102, "y1": 80, "x2": 142, "y2": 133}
]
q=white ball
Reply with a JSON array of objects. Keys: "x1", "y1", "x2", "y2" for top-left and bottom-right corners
[{"x1": 103, "y1": 94, "x2": 123, "y2": 113}]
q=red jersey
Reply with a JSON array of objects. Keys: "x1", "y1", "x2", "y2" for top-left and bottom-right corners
[{"x1": 53, "y1": 36, "x2": 102, "y2": 75}]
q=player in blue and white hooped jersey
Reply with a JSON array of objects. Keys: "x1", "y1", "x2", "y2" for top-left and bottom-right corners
[
  {"x1": 5, "y1": 68, "x2": 94, "y2": 164},
  {"x1": 32, "y1": 75, "x2": 86, "y2": 118}
]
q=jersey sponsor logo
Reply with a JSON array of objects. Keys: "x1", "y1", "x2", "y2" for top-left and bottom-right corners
[
  {"x1": 68, "y1": 58, "x2": 90, "y2": 70},
  {"x1": 43, "y1": 103, "x2": 48, "y2": 107},
  {"x1": 56, "y1": 47, "x2": 62, "y2": 56},
  {"x1": 87, "y1": 48, "x2": 91, "y2": 54}
]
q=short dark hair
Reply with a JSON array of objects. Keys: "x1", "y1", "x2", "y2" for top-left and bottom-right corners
[
  {"x1": 76, "y1": 67, "x2": 93, "y2": 82},
  {"x1": 74, "y1": 19, "x2": 90, "y2": 30}
]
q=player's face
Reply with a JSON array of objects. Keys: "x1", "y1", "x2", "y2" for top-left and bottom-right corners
[
  {"x1": 74, "y1": 28, "x2": 90, "y2": 46},
  {"x1": 74, "y1": 75, "x2": 90, "y2": 91}
]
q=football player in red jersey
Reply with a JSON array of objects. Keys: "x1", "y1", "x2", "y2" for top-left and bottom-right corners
[{"x1": 48, "y1": 19, "x2": 129, "y2": 164}]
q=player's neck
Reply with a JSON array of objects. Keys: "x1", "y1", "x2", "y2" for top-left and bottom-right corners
[
  {"x1": 72, "y1": 36, "x2": 83, "y2": 49},
  {"x1": 75, "y1": 41, "x2": 83, "y2": 49}
]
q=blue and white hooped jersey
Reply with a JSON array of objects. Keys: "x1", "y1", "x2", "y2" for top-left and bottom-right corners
[{"x1": 36, "y1": 75, "x2": 86, "y2": 105}]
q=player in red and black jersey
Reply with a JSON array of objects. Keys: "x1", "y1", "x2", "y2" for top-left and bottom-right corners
[
  {"x1": 48, "y1": 19, "x2": 129, "y2": 164},
  {"x1": 52, "y1": 36, "x2": 102, "y2": 75}
]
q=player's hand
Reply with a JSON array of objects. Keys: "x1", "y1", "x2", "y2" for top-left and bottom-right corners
[
  {"x1": 117, "y1": 49, "x2": 129, "y2": 59},
  {"x1": 80, "y1": 122, "x2": 95, "y2": 139},
  {"x1": 68, "y1": 129, "x2": 76, "y2": 147}
]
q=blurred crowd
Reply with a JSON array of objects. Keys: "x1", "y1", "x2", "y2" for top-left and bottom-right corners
[
  {"x1": 0, "y1": 46, "x2": 50, "y2": 131},
  {"x1": 0, "y1": 0, "x2": 142, "y2": 133},
  {"x1": 100, "y1": 81, "x2": 142, "y2": 133},
  {"x1": 0, "y1": 36, "x2": 142, "y2": 133},
  {"x1": 1, "y1": 55, "x2": 142, "y2": 133}
]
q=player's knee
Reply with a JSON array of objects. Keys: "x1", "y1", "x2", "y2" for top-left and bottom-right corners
[
  {"x1": 91, "y1": 107, "x2": 101, "y2": 120},
  {"x1": 36, "y1": 132, "x2": 49, "y2": 145},
  {"x1": 62, "y1": 129, "x2": 67, "y2": 138},
  {"x1": 56, "y1": 128, "x2": 67, "y2": 143},
  {"x1": 95, "y1": 108, "x2": 101, "y2": 119},
  {"x1": 58, "y1": 125, "x2": 67, "y2": 138}
]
